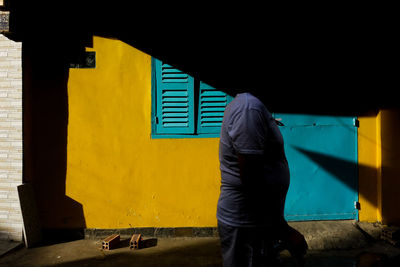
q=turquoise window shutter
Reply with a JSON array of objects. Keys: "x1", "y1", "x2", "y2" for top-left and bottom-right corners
[
  {"x1": 155, "y1": 59, "x2": 195, "y2": 134},
  {"x1": 197, "y1": 82, "x2": 233, "y2": 134}
]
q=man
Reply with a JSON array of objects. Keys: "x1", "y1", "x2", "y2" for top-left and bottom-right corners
[{"x1": 217, "y1": 91, "x2": 307, "y2": 266}]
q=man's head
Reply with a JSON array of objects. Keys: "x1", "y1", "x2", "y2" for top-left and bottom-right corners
[{"x1": 231, "y1": 89, "x2": 268, "y2": 105}]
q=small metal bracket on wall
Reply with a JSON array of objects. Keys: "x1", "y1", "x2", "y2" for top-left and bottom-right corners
[
  {"x1": 69, "y1": 51, "x2": 96, "y2": 69},
  {"x1": 353, "y1": 118, "x2": 360, "y2": 128}
]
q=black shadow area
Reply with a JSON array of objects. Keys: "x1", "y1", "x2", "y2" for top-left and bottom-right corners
[
  {"x1": 22, "y1": 39, "x2": 86, "y2": 244},
  {"x1": 8, "y1": 1, "x2": 399, "y2": 114}
]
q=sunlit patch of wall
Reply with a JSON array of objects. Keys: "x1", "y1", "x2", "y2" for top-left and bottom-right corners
[{"x1": 358, "y1": 113, "x2": 379, "y2": 222}]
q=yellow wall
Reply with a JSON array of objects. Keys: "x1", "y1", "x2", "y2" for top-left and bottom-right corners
[
  {"x1": 358, "y1": 113, "x2": 380, "y2": 222},
  {"x1": 66, "y1": 36, "x2": 221, "y2": 228}
]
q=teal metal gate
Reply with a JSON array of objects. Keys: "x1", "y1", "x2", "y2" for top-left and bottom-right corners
[{"x1": 275, "y1": 114, "x2": 358, "y2": 221}]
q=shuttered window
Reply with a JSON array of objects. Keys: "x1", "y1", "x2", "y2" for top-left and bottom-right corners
[
  {"x1": 152, "y1": 58, "x2": 232, "y2": 138},
  {"x1": 154, "y1": 59, "x2": 195, "y2": 134}
]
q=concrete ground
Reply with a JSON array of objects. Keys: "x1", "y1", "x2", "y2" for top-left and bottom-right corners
[{"x1": 0, "y1": 221, "x2": 399, "y2": 266}]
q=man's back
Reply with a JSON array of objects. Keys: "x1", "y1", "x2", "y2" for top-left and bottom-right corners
[{"x1": 217, "y1": 92, "x2": 290, "y2": 228}]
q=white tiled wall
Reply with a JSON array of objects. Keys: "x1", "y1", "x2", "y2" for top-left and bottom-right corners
[{"x1": 0, "y1": 34, "x2": 22, "y2": 241}]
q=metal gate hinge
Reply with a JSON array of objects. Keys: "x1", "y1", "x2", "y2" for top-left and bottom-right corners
[
  {"x1": 354, "y1": 201, "x2": 361, "y2": 210},
  {"x1": 353, "y1": 118, "x2": 360, "y2": 128}
]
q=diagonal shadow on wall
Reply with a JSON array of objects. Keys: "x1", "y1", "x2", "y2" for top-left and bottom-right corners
[{"x1": 292, "y1": 146, "x2": 378, "y2": 213}]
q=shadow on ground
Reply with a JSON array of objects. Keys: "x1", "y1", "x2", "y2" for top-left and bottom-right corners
[
  {"x1": 21, "y1": 247, "x2": 400, "y2": 267},
  {"x1": 53, "y1": 238, "x2": 221, "y2": 267},
  {"x1": 1, "y1": 237, "x2": 400, "y2": 267}
]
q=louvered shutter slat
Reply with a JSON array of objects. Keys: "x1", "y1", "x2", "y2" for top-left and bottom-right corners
[
  {"x1": 162, "y1": 91, "x2": 188, "y2": 97},
  {"x1": 163, "y1": 97, "x2": 189, "y2": 103},
  {"x1": 202, "y1": 97, "x2": 227, "y2": 102},
  {"x1": 200, "y1": 107, "x2": 226, "y2": 112},
  {"x1": 163, "y1": 112, "x2": 188, "y2": 118},
  {"x1": 202, "y1": 91, "x2": 227, "y2": 97},
  {"x1": 201, "y1": 117, "x2": 224, "y2": 122},
  {"x1": 162, "y1": 102, "x2": 188, "y2": 107},
  {"x1": 201, "y1": 102, "x2": 227, "y2": 107},
  {"x1": 162, "y1": 107, "x2": 189, "y2": 112}
]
